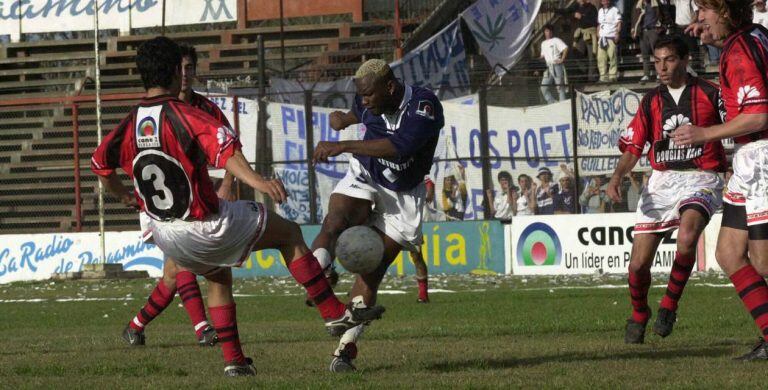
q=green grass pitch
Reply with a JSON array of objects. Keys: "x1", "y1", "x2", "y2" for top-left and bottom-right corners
[{"x1": 1, "y1": 273, "x2": 766, "y2": 388}]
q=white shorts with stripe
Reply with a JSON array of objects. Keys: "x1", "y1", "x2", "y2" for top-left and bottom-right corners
[
  {"x1": 142, "y1": 199, "x2": 267, "y2": 275},
  {"x1": 634, "y1": 169, "x2": 723, "y2": 233},
  {"x1": 333, "y1": 157, "x2": 426, "y2": 251},
  {"x1": 723, "y1": 140, "x2": 768, "y2": 226}
]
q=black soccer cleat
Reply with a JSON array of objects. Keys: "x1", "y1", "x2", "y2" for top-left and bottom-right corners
[
  {"x1": 224, "y1": 357, "x2": 257, "y2": 376},
  {"x1": 734, "y1": 338, "x2": 768, "y2": 361},
  {"x1": 653, "y1": 308, "x2": 677, "y2": 338},
  {"x1": 325, "y1": 296, "x2": 385, "y2": 337},
  {"x1": 122, "y1": 325, "x2": 145, "y2": 346},
  {"x1": 329, "y1": 344, "x2": 358, "y2": 373},
  {"x1": 198, "y1": 325, "x2": 218, "y2": 347},
  {"x1": 624, "y1": 318, "x2": 647, "y2": 344}
]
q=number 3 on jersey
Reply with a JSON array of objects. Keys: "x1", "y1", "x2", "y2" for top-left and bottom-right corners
[{"x1": 132, "y1": 150, "x2": 192, "y2": 220}]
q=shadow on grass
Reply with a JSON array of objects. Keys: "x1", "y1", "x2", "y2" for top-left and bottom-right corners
[{"x1": 426, "y1": 346, "x2": 733, "y2": 372}]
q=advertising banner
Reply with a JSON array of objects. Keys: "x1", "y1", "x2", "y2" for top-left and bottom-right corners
[
  {"x1": 509, "y1": 213, "x2": 683, "y2": 275},
  {"x1": 0, "y1": 220, "x2": 506, "y2": 284}
]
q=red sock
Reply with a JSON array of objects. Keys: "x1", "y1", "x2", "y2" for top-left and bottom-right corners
[
  {"x1": 288, "y1": 252, "x2": 345, "y2": 319},
  {"x1": 730, "y1": 265, "x2": 768, "y2": 337},
  {"x1": 628, "y1": 268, "x2": 651, "y2": 324},
  {"x1": 209, "y1": 303, "x2": 245, "y2": 364},
  {"x1": 130, "y1": 280, "x2": 175, "y2": 332},
  {"x1": 176, "y1": 271, "x2": 209, "y2": 338},
  {"x1": 659, "y1": 252, "x2": 696, "y2": 311},
  {"x1": 417, "y1": 278, "x2": 429, "y2": 300}
]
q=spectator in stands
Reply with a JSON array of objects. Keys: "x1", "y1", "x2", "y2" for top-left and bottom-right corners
[
  {"x1": 539, "y1": 24, "x2": 569, "y2": 104},
  {"x1": 558, "y1": 0, "x2": 599, "y2": 81},
  {"x1": 486, "y1": 171, "x2": 517, "y2": 222},
  {"x1": 516, "y1": 174, "x2": 537, "y2": 216},
  {"x1": 442, "y1": 165, "x2": 468, "y2": 220},
  {"x1": 625, "y1": 171, "x2": 647, "y2": 212},
  {"x1": 423, "y1": 176, "x2": 445, "y2": 222},
  {"x1": 598, "y1": 0, "x2": 623, "y2": 82},
  {"x1": 672, "y1": 0, "x2": 700, "y2": 67},
  {"x1": 580, "y1": 175, "x2": 612, "y2": 213},
  {"x1": 553, "y1": 164, "x2": 577, "y2": 214},
  {"x1": 755, "y1": 0, "x2": 768, "y2": 29},
  {"x1": 632, "y1": 0, "x2": 662, "y2": 82},
  {"x1": 724, "y1": 166, "x2": 734, "y2": 188},
  {"x1": 535, "y1": 167, "x2": 556, "y2": 214}
]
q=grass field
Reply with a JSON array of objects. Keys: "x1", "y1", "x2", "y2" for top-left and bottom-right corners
[{"x1": 1, "y1": 272, "x2": 767, "y2": 389}]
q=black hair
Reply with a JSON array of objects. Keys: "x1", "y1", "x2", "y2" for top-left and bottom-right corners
[
  {"x1": 498, "y1": 171, "x2": 513, "y2": 183},
  {"x1": 543, "y1": 24, "x2": 554, "y2": 33},
  {"x1": 653, "y1": 35, "x2": 689, "y2": 59},
  {"x1": 136, "y1": 36, "x2": 182, "y2": 90},
  {"x1": 179, "y1": 42, "x2": 198, "y2": 67}
]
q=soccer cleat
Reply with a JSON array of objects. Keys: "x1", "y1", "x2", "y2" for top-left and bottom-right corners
[
  {"x1": 198, "y1": 325, "x2": 218, "y2": 347},
  {"x1": 224, "y1": 357, "x2": 257, "y2": 376},
  {"x1": 417, "y1": 297, "x2": 429, "y2": 304},
  {"x1": 122, "y1": 325, "x2": 145, "y2": 346},
  {"x1": 734, "y1": 338, "x2": 768, "y2": 361},
  {"x1": 329, "y1": 343, "x2": 358, "y2": 373},
  {"x1": 305, "y1": 265, "x2": 340, "y2": 307},
  {"x1": 624, "y1": 318, "x2": 647, "y2": 344},
  {"x1": 325, "y1": 296, "x2": 385, "y2": 337},
  {"x1": 653, "y1": 308, "x2": 677, "y2": 338}
]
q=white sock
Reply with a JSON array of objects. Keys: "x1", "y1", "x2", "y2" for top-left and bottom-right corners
[
  {"x1": 335, "y1": 324, "x2": 366, "y2": 356},
  {"x1": 313, "y1": 248, "x2": 332, "y2": 270}
]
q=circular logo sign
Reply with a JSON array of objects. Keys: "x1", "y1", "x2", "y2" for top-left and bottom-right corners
[{"x1": 517, "y1": 222, "x2": 562, "y2": 266}]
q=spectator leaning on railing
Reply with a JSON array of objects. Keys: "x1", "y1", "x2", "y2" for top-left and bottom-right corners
[
  {"x1": 557, "y1": 0, "x2": 599, "y2": 81},
  {"x1": 580, "y1": 175, "x2": 612, "y2": 213},
  {"x1": 553, "y1": 164, "x2": 577, "y2": 214},
  {"x1": 486, "y1": 171, "x2": 517, "y2": 222},
  {"x1": 442, "y1": 165, "x2": 468, "y2": 221},
  {"x1": 516, "y1": 174, "x2": 537, "y2": 216}
]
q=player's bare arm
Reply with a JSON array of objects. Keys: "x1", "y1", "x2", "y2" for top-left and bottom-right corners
[
  {"x1": 312, "y1": 138, "x2": 397, "y2": 164},
  {"x1": 98, "y1": 173, "x2": 138, "y2": 209},
  {"x1": 329, "y1": 110, "x2": 359, "y2": 131},
  {"x1": 607, "y1": 152, "x2": 639, "y2": 202},
  {"x1": 224, "y1": 149, "x2": 287, "y2": 204},
  {"x1": 672, "y1": 113, "x2": 768, "y2": 146}
]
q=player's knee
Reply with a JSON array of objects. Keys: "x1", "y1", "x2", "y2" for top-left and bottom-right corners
[
  {"x1": 751, "y1": 252, "x2": 768, "y2": 277},
  {"x1": 627, "y1": 260, "x2": 650, "y2": 274},
  {"x1": 284, "y1": 219, "x2": 304, "y2": 245},
  {"x1": 321, "y1": 212, "x2": 352, "y2": 236},
  {"x1": 715, "y1": 246, "x2": 746, "y2": 275},
  {"x1": 675, "y1": 229, "x2": 698, "y2": 256}
]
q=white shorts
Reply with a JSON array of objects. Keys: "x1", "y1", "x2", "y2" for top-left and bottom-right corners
[
  {"x1": 723, "y1": 140, "x2": 768, "y2": 226},
  {"x1": 333, "y1": 158, "x2": 426, "y2": 251},
  {"x1": 143, "y1": 200, "x2": 268, "y2": 275},
  {"x1": 634, "y1": 169, "x2": 723, "y2": 233}
]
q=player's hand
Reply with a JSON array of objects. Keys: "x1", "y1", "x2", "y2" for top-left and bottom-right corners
[
  {"x1": 685, "y1": 22, "x2": 703, "y2": 37},
  {"x1": 485, "y1": 189, "x2": 494, "y2": 199},
  {"x1": 255, "y1": 177, "x2": 287, "y2": 204},
  {"x1": 313, "y1": 141, "x2": 345, "y2": 164},
  {"x1": 671, "y1": 123, "x2": 707, "y2": 147},
  {"x1": 329, "y1": 111, "x2": 348, "y2": 131},
  {"x1": 574, "y1": 11, "x2": 582, "y2": 19},
  {"x1": 606, "y1": 177, "x2": 622, "y2": 203},
  {"x1": 613, "y1": 36, "x2": 619, "y2": 43}
]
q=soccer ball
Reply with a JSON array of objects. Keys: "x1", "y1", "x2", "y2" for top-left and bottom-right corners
[{"x1": 335, "y1": 226, "x2": 384, "y2": 274}]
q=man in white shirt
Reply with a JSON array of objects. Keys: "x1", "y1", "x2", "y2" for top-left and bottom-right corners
[
  {"x1": 673, "y1": 0, "x2": 699, "y2": 67},
  {"x1": 540, "y1": 24, "x2": 569, "y2": 104},
  {"x1": 755, "y1": 0, "x2": 768, "y2": 29},
  {"x1": 598, "y1": 0, "x2": 622, "y2": 82}
]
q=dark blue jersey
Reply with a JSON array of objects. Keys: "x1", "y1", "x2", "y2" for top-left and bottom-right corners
[{"x1": 352, "y1": 85, "x2": 444, "y2": 191}]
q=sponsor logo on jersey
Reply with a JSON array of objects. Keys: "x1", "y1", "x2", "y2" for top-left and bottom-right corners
[
  {"x1": 136, "y1": 116, "x2": 160, "y2": 148},
  {"x1": 415, "y1": 100, "x2": 435, "y2": 120},
  {"x1": 737, "y1": 85, "x2": 760, "y2": 106},
  {"x1": 216, "y1": 126, "x2": 237, "y2": 145}
]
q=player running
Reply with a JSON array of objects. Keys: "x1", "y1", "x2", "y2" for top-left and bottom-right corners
[
  {"x1": 92, "y1": 37, "x2": 384, "y2": 376},
  {"x1": 672, "y1": 1, "x2": 768, "y2": 360},
  {"x1": 608, "y1": 35, "x2": 727, "y2": 343},
  {"x1": 122, "y1": 43, "x2": 235, "y2": 348},
  {"x1": 310, "y1": 59, "x2": 444, "y2": 372}
]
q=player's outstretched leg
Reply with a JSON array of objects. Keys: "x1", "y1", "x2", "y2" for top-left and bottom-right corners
[
  {"x1": 175, "y1": 268, "x2": 217, "y2": 346},
  {"x1": 625, "y1": 233, "x2": 663, "y2": 344},
  {"x1": 412, "y1": 250, "x2": 429, "y2": 303},
  {"x1": 654, "y1": 207, "x2": 708, "y2": 338},
  {"x1": 122, "y1": 259, "x2": 178, "y2": 346},
  {"x1": 204, "y1": 267, "x2": 256, "y2": 376},
  {"x1": 256, "y1": 209, "x2": 384, "y2": 336}
]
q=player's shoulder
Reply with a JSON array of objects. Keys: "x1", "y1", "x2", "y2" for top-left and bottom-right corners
[
  {"x1": 694, "y1": 77, "x2": 720, "y2": 94},
  {"x1": 168, "y1": 99, "x2": 226, "y2": 128},
  {"x1": 407, "y1": 85, "x2": 442, "y2": 114}
]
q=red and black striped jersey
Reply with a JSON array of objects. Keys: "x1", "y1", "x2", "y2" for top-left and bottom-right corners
[
  {"x1": 619, "y1": 76, "x2": 727, "y2": 172},
  {"x1": 720, "y1": 24, "x2": 768, "y2": 144},
  {"x1": 189, "y1": 91, "x2": 233, "y2": 131},
  {"x1": 90, "y1": 95, "x2": 241, "y2": 221}
]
